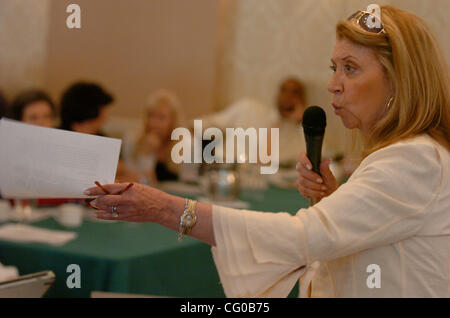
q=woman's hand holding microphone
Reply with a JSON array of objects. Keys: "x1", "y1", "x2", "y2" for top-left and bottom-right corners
[{"x1": 296, "y1": 152, "x2": 338, "y2": 202}]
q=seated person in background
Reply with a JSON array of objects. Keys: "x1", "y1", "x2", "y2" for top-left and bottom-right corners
[
  {"x1": 201, "y1": 77, "x2": 335, "y2": 169},
  {"x1": 276, "y1": 77, "x2": 306, "y2": 124},
  {"x1": 59, "y1": 81, "x2": 113, "y2": 136},
  {"x1": 119, "y1": 89, "x2": 184, "y2": 184},
  {"x1": 0, "y1": 91, "x2": 7, "y2": 119},
  {"x1": 272, "y1": 77, "x2": 316, "y2": 168},
  {"x1": 33, "y1": 82, "x2": 113, "y2": 206},
  {"x1": 7, "y1": 89, "x2": 55, "y2": 128}
]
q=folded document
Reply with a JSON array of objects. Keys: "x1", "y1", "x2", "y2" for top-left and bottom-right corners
[{"x1": 0, "y1": 119, "x2": 121, "y2": 198}]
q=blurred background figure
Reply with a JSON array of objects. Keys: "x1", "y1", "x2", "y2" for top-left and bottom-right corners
[
  {"x1": 201, "y1": 77, "x2": 335, "y2": 168},
  {"x1": 119, "y1": 89, "x2": 184, "y2": 184},
  {"x1": 0, "y1": 91, "x2": 8, "y2": 119},
  {"x1": 3, "y1": 89, "x2": 57, "y2": 209},
  {"x1": 276, "y1": 77, "x2": 306, "y2": 124},
  {"x1": 28, "y1": 81, "x2": 114, "y2": 205},
  {"x1": 59, "y1": 81, "x2": 113, "y2": 136},
  {"x1": 197, "y1": 77, "x2": 340, "y2": 189},
  {"x1": 7, "y1": 89, "x2": 55, "y2": 128},
  {"x1": 272, "y1": 77, "x2": 310, "y2": 168},
  {"x1": 274, "y1": 77, "x2": 345, "y2": 182}
]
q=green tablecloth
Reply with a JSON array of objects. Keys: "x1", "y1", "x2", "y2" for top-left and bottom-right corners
[{"x1": 0, "y1": 185, "x2": 308, "y2": 298}]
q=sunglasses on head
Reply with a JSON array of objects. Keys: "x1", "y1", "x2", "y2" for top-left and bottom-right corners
[{"x1": 348, "y1": 4, "x2": 386, "y2": 35}]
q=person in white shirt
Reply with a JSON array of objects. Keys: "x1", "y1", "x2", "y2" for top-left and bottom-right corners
[
  {"x1": 85, "y1": 4, "x2": 450, "y2": 297},
  {"x1": 200, "y1": 77, "x2": 334, "y2": 168}
]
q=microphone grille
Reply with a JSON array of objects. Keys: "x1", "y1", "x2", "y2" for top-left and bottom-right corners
[{"x1": 302, "y1": 106, "x2": 327, "y2": 136}]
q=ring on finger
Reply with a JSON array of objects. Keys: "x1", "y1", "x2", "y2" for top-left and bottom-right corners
[{"x1": 111, "y1": 205, "x2": 118, "y2": 218}]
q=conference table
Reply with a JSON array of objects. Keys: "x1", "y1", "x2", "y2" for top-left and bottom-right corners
[{"x1": 0, "y1": 182, "x2": 309, "y2": 298}]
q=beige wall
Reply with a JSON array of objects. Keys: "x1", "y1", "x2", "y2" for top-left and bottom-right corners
[
  {"x1": 0, "y1": 0, "x2": 50, "y2": 99},
  {"x1": 218, "y1": 0, "x2": 450, "y2": 153},
  {"x1": 45, "y1": 0, "x2": 222, "y2": 127}
]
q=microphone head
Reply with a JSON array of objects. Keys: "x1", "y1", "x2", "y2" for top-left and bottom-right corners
[{"x1": 302, "y1": 106, "x2": 327, "y2": 136}]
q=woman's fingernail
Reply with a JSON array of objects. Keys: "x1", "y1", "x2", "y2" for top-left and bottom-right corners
[
  {"x1": 317, "y1": 178, "x2": 323, "y2": 183},
  {"x1": 83, "y1": 190, "x2": 92, "y2": 196},
  {"x1": 321, "y1": 186, "x2": 327, "y2": 191},
  {"x1": 321, "y1": 192, "x2": 326, "y2": 196},
  {"x1": 90, "y1": 199, "x2": 97, "y2": 208},
  {"x1": 307, "y1": 164, "x2": 312, "y2": 170}
]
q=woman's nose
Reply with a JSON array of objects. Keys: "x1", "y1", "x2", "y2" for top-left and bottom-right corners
[{"x1": 327, "y1": 74, "x2": 343, "y2": 95}]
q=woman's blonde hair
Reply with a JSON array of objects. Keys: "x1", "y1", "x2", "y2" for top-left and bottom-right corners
[
  {"x1": 134, "y1": 89, "x2": 185, "y2": 173},
  {"x1": 144, "y1": 89, "x2": 185, "y2": 133},
  {"x1": 337, "y1": 5, "x2": 450, "y2": 158}
]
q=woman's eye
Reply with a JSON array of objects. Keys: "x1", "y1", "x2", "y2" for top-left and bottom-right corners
[
  {"x1": 329, "y1": 65, "x2": 337, "y2": 72},
  {"x1": 345, "y1": 65, "x2": 356, "y2": 72}
]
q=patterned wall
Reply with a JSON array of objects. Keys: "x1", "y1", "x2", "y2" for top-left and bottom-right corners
[
  {"x1": 0, "y1": 0, "x2": 50, "y2": 100},
  {"x1": 0, "y1": 0, "x2": 448, "y2": 152},
  {"x1": 217, "y1": 0, "x2": 450, "y2": 153}
]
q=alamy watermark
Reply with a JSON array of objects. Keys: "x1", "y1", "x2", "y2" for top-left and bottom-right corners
[
  {"x1": 171, "y1": 120, "x2": 280, "y2": 175},
  {"x1": 366, "y1": 264, "x2": 381, "y2": 289},
  {"x1": 66, "y1": 4, "x2": 81, "y2": 29},
  {"x1": 66, "y1": 264, "x2": 81, "y2": 289}
]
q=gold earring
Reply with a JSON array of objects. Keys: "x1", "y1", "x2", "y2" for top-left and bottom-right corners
[{"x1": 387, "y1": 96, "x2": 394, "y2": 109}]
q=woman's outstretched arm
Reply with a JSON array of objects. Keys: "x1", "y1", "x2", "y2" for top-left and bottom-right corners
[{"x1": 84, "y1": 183, "x2": 216, "y2": 246}]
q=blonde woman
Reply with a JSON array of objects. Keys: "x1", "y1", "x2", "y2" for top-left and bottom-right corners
[
  {"x1": 121, "y1": 89, "x2": 184, "y2": 184},
  {"x1": 86, "y1": 5, "x2": 449, "y2": 297}
]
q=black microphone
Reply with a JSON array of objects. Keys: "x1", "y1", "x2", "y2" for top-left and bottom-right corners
[{"x1": 302, "y1": 106, "x2": 327, "y2": 204}]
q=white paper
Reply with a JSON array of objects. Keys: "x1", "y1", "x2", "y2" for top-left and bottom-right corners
[
  {"x1": 0, "y1": 119, "x2": 121, "y2": 199},
  {"x1": 0, "y1": 263, "x2": 19, "y2": 283},
  {"x1": 0, "y1": 223, "x2": 77, "y2": 246}
]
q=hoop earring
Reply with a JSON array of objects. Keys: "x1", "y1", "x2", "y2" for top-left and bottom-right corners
[{"x1": 386, "y1": 96, "x2": 394, "y2": 109}]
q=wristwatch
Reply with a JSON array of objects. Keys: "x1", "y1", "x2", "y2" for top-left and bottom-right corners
[{"x1": 178, "y1": 199, "x2": 198, "y2": 242}]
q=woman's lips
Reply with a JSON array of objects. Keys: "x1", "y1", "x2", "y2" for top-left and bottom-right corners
[
  {"x1": 332, "y1": 103, "x2": 343, "y2": 115},
  {"x1": 331, "y1": 102, "x2": 340, "y2": 109}
]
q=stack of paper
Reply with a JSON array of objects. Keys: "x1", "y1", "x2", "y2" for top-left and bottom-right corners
[{"x1": 0, "y1": 224, "x2": 77, "y2": 246}]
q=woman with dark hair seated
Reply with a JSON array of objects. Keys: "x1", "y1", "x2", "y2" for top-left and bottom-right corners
[
  {"x1": 59, "y1": 81, "x2": 113, "y2": 136},
  {"x1": 3, "y1": 90, "x2": 56, "y2": 205},
  {"x1": 30, "y1": 82, "x2": 114, "y2": 206},
  {"x1": 8, "y1": 89, "x2": 55, "y2": 128}
]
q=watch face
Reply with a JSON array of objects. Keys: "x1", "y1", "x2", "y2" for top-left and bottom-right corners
[
  {"x1": 179, "y1": 199, "x2": 198, "y2": 240},
  {"x1": 181, "y1": 212, "x2": 197, "y2": 227},
  {"x1": 185, "y1": 213, "x2": 197, "y2": 227}
]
